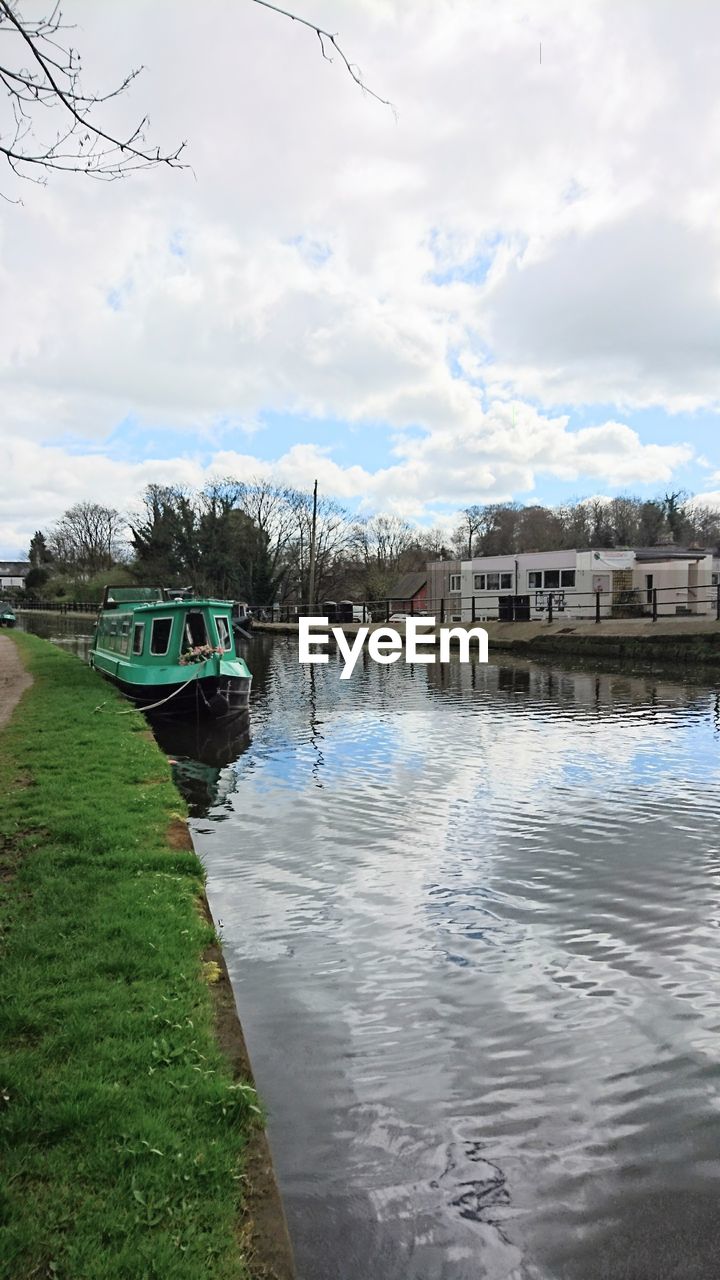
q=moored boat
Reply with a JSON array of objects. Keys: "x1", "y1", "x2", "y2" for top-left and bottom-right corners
[
  {"x1": 89, "y1": 586, "x2": 252, "y2": 717},
  {"x1": 231, "y1": 600, "x2": 254, "y2": 642},
  {"x1": 0, "y1": 603, "x2": 16, "y2": 627}
]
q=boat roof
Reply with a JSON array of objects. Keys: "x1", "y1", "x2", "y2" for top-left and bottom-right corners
[{"x1": 101, "y1": 585, "x2": 233, "y2": 610}]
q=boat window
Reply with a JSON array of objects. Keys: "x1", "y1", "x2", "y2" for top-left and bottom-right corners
[
  {"x1": 109, "y1": 618, "x2": 119, "y2": 650},
  {"x1": 214, "y1": 615, "x2": 232, "y2": 651},
  {"x1": 183, "y1": 611, "x2": 208, "y2": 650},
  {"x1": 132, "y1": 623, "x2": 145, "y2": 655},
  {"x1": 150, "y1": 617, "x2": 173, "y2": 655},
  {"x1": 119, "y1": 618, "x2": 131, "y2": 655}
]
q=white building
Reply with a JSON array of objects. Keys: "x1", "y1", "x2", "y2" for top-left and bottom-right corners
[
  {"x1": 0, "y1": 561, "x2": 30, "y2": 591},
  {"x1": 429, "y1": 547, "x2": 716, "y2": 622}
]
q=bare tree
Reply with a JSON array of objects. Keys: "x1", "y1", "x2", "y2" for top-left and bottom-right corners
[
  {"x1": 0, "y1": 0, "x2": 389, "y2": 195},
  {"x1": 251, "y1": 0, "x2": 393, "y2": 112},
  {"x1": 0, "y1": 0, "x2": 185, "y2": 189},
  {"x1": 237, "y1": 477, "x2": 298, "y2": 589},
  {"x1": 451, "y1": 505, "x2": 491, "y2": 559},
  {"x1": 286, "y1": 488, "x2": 352, "y2": 605},
  {"x1": 48, "y1": 500, "x2": 126, "y2": 576}
]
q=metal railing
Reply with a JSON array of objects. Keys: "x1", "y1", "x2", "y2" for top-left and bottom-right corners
[
  {"x1": 250, "y1": 583, "x2": 720, "y2": 625},
  {"x1": 14, "y1": 598, "x2": 99, "y2": 614},
  {"x1": 13, "y1": 583, "x2": 720, "y2": 624}
]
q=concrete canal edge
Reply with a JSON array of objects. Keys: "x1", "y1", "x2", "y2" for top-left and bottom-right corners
[
  {"x1": 15, "y1": 607, "x2": 98, "y2": 622},
  {"x1": 253, "y1": 616, "x2": 720, "y2": 665},
  {"x1": 0, "y1": 633, "x2": 295, "y2": 1279}
]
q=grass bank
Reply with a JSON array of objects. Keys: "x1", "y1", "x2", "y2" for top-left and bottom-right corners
[{"x1": 0, "y1": 635, "x2": 282, "y2": 1280}]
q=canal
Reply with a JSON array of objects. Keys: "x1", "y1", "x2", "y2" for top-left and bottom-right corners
[{"x1": 18, "y1": 614, "x2": 720, "y2": 1279}]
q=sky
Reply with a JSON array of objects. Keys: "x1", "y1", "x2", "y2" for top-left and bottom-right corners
[{"x1": 2, "y1": 0, "x2": 720, "y2": 557}]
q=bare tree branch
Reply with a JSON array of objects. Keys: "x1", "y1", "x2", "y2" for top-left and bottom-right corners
[
  {"x1": 0, "y1": 0, "x2": 186, "y2": 188},
  {"x1": 251, "y1": 0, "x2": 395, "y2": 115}
]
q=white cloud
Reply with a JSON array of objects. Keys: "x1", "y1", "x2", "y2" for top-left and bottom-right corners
[
  {"x1": 0, "y1": 0, "x2": 716, "y2": 550},
  {"x1": 0, "y1": 405, "x2": 691, "y2": 554}
]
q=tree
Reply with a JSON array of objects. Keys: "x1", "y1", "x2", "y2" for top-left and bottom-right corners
[
  {"x1": 349, "y1": 514, "x2": 421, "y2": 600},
  {"x1": 28, "y1": 529, "x2": 51, "y2": 566},
  {"x1": 635, "y1": 500, "x2": 665, "y2": 547},
  {"x1": 662, "y1": 490, "x2": 689, "y2": 543},
  {"x1": 452, "y1": 505, "x2": 489, "y2": 559},
  {"x1": 251, "y1": 0, "x2": 392, "y2": 111},
  {"x1": 0, "y1": 0, "x2": 185, "y2": 189},
  {"x1": 0, "y1": 2, "x2": 388, "y2": 193},
  {"x1": 130, "y1": 480, "x2": 281, "y2": 603},
  {"x1": 286, "y1": 488, "x2": 352, "y2": 605},
  {"x1": 48, "y1": 501, "x2": 125, "y2": 577},
  {"x1": 237, "y1": 479, "x2": 297, "y2": 597}
]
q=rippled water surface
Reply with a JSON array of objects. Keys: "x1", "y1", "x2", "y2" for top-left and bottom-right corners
[
  {"x1": 187, "y1": 638, "x2": 720, "y2": 1280},
  {"x1": 21, "y1": 618, "x2": 720, "y2": 1279}
]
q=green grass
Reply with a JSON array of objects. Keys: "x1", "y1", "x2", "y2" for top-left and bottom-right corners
[{"x1": 0, "y1": 635, "x2": 256, "y2": 1280}]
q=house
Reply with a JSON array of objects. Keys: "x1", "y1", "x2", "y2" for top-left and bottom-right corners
[
  {"x1": 0, "y1": 561, "x2": 30, "y2": 591},
  {"x1": 426, "y1": 546, "x2": 717, "y2": 622},
  {"x1": 426, "y1": 559, "x2": 462, "y2": 619},
  {"x1": 387, "y1": 571, "x2": 428, "y2": 615}
]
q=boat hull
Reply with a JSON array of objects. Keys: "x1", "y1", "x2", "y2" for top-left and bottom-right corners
[{"x1": 98, "y1": 668, "x2": 251, "y2": 718}]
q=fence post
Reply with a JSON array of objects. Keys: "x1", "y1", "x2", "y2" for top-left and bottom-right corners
[
  {"x1": 440, "y1": 597, "x2": 445, "y2": 625},
  {"x1": 716, "y1": 583, "x2": 719, "y2": 623},
  {"x1": 363, "y1": 603, "x2": 367, "y2": 624},
  {"x1": 652, "y1": 588, "x2": 658, "y2": 622},
  {"x1": 471, "y1": 595, "x2": 476, "y2": 623},
  {"x1": 385, "y1": 599, "x2": 390, "y2": 623},
  {"x1": 595, "y1": 590, "x2": 601, "y2": 624},
  {"x1": 548, "y1": 593, "x2": 553, "y2": 624}
]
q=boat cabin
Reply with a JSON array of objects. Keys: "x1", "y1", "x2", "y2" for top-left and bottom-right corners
[{"x1": 95, "y1": 586, "x2": 236, "y2": 665}]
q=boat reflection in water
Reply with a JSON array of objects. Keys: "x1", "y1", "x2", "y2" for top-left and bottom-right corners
[{"x1": 150, "y1": 710, "x2": 251, "y2": 817}]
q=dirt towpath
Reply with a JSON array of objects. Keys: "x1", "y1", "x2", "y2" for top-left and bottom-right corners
[{"x1": 0, "y1": 634, "x2": 31, "y2": 730}]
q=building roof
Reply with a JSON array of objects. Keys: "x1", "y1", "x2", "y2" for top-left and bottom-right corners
[
  {"x1": 633, "y1": 546, "x2": 710, "y2": 562},
  {"x1": 0, "y1": 561, "x2": 30, "y2": 576},
  {"x1": 389, "y1": 572, "x2": 427, "y2": 600}
]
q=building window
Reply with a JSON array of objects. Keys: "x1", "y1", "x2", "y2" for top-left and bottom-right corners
[
  {"x1": 487, "y1": 572, "x2": 500, "y2": 590},
  {"x1": 132, "y1": 624, "x2": 145, "y2": 656},
  {"x1": 560, "y1": 570, "x2": 575, "y2": 588},
  {"x1": 645, "y1": 573, "x2": 654, "y2": 606},
  {"x1": 473, "y1": 573, "x2": 486, "y2": 591},
  {"x1": 150, "y1": 617, "x2": 173, "y2": 655},
  {"x1": 713, "y1": 573, "x2": 719, "y2": 587},
  {"x1": 544, "y1": 570, "x2": 560, "y2": 589},
  {"x1": 528, "y1": 571, "x2": 542, "y2": 589},
  {"x1": 500, "y1": 572, "x2": 513, "y2": 589},
  {"x1": 449, "y1": 574, "x2": 461, "y2": 592},
  {"x1": 215, "y1": 616, "x2": 232, "y2": 651}
]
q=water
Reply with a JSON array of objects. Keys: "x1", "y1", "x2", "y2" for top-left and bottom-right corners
[
  {"x1": 17, "y1": 610, "x2": 95, "y2": 662},
  {"x1": 20, "y1": 617, "x2": 720, "y2": 1279}
]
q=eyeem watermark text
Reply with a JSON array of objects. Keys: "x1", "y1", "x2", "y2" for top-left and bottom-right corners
[{"x1": 298, "y1": 616, "x2": 489, "y2": 679}]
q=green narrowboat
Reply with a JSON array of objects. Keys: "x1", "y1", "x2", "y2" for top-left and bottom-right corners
[
  {"x1": 89, "y1": 586, "x2": 252, "y2": 718},
  {"x1": 0, "y1": 603, "x2": 16, "y2": 627}
]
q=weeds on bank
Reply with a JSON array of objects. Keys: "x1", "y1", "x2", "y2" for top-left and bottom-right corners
[{"x1": 0, "y1": 636, "x2": 256, "y2": 1280}]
